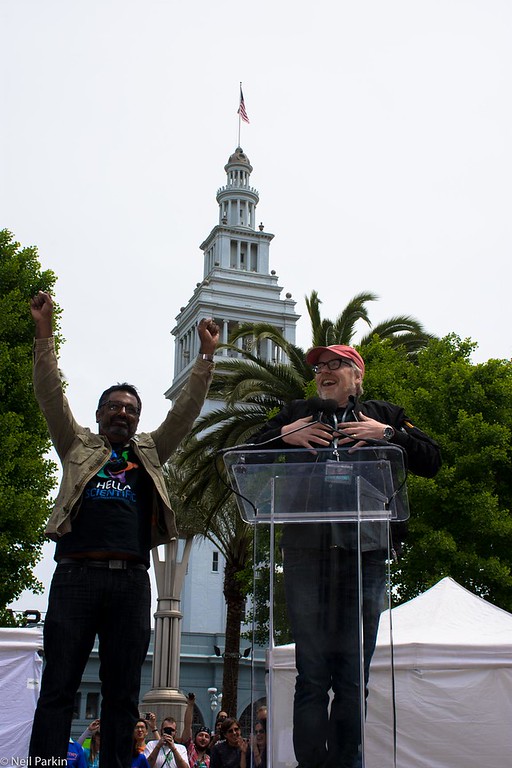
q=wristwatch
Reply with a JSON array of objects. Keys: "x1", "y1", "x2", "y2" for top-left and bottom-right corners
[
  {"x1": 382, "y1": 425, "x2": 394, "y2": 441},
  {"x1": 201, "y1": 353, "x2": 214, "y2": 362}
]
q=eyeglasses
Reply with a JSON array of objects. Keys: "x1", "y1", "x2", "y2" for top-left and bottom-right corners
[
  {"x1": 100, "y1": 400, "x2": 140, "y2": 417},
  {"x1": 312, "y1": 359, "x2": 352, "y2": 374},
  {"x1": 226, "y1": 727, "x2": 240, "y2": 734},
  {"x1": 254, "y1": 729, "x2": 264, "y2": 734}
]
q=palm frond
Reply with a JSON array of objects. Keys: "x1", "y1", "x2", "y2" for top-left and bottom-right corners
[
  {"x1": 331, "y1": 291, "x2": 377, "y2": 344},
  {"x1": 209, "y1": 355, "x2": 309, "y2": 405},
  {"x1": 225, "y1": 322, "x2": 309, "y2": 377},
  {"x1": 359, "y1": 316, "x2": 435, "y2": 353},
  {"x1": 305, "y1": 290, "x2": 324, "y2": 346}
]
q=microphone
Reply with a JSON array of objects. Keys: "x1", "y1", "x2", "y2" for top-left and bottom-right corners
[
  {"x1": 306, "y1": 397, "x2": 340, "y2": 454},
  {"x1": 216, "y1": 440, "x2": 257, "y2": 455},
  {"x1": 306, "y1": 397, "x2": 338, "y2": 421}
]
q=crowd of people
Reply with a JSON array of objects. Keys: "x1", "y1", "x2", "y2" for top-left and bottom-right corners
[{"x1": 65, "y1": 700, "x2": 267, "y2": 768}]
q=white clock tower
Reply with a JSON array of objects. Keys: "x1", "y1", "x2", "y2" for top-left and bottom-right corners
[
  {"x1": 165, "y1": 145, "x2": 300, "y2": 401},
  {"x1": 143, "y1": 146, "x2": 299, "y2": 726}
]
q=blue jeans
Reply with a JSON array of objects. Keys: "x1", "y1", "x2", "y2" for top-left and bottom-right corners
[
  {"x1": 29, "y1": 563, "x2": 151, "y2": 768},
  {"x1": 283, "y1": 547, "x2": 386, "y2": 768}
]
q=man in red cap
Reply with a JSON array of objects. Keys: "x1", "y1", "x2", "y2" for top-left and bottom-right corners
[{"x1": 250, "y1": 344, "x2": 441, "y2": 768}]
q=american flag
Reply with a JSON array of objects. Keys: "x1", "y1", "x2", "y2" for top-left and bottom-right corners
[{"x1": 238, "y1": 88, "x2": 250, "y2": 124}]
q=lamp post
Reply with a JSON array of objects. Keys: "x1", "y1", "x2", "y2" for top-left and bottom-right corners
[{"x1": 207, "y1": 687, "x2": 223, "y2": 730}]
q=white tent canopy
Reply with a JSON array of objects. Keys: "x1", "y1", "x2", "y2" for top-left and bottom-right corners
[
  {"x1": 366, "y1": 577, "x2": 512, "y2": 766},
  {"x1": 270, "y1": 577, "x2": 512, "y2": 768},
  {"x1": 372, "y1": 575, "x2": 512, "y2": 667},
  {"x1": 0, "y1": 627, "x2": 43, "y2": 765}
]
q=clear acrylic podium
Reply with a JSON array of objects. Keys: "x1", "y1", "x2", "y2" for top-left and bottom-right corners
[{"x1": 223, "y1": 445, "x2": 409, "y2": 768}]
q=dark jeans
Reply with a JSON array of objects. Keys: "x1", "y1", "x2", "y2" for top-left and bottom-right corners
[
  {"x1": 29, "y1": 563, "x2": 151, "y2": 768},
  {"x1": 283, "y1": 547, "x2": 386, "y2": 768}
]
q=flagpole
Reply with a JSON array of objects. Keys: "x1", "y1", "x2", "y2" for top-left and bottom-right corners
[
  {"x1": 238, "y1": 81, "x2": 242, "y2": 147},
  {"x1": 237, "y1": 82, "x2": 249, "y2": 145}
]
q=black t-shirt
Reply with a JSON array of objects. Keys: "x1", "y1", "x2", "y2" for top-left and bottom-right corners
[
  {"x1": 56, "y1": 445, "x2": 153, "y2": 566},
  {"x1": 210, "y1": 741, "x2": 241, "y2": 768}
]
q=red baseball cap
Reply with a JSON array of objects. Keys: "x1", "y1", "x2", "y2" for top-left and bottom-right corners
[{"x1": 305, "y1": 344, "x2": 365, "y2": 377}]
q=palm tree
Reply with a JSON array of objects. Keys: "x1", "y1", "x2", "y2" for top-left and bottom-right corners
[
  {"x1": 306, "y1": 290, "x2": 375, "y2": 347},
  {"x1": 302, "y1": 289, "x2": 433, "y2": 354},
  {"x1": 223, "y1": 291, "x2": 432, "y2": 396}
]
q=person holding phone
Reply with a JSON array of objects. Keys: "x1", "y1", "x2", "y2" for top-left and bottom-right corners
[
  {"x1": 144, "y1": 717, "x2": 188, "y2": 768},
  {"x1": 179, "y1": 693, "x2": 212, "y2": 768},
  {"x1": 145, "y1": 713, "x2": 160, "y2": 743}
]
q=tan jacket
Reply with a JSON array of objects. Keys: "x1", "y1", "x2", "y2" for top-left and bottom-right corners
[{"x1": 33, "y1": 337, "x2": 214, "y2": 547}]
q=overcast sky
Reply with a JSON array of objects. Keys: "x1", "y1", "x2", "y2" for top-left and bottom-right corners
[{"x1": 3, "y1": 0, "x2": 511, "y2": 615}]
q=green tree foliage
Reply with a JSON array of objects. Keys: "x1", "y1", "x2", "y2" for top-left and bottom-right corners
[
  {"x1": 361, "y1": 335, "x2": 512, "y2": 609},
  {"x1": 0, "y1": 230, "x2": 60, "y2": 625}
]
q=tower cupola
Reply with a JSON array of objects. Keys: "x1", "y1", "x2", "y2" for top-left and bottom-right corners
[{"x1": 216, "y1": 147, "x2": 259, "y2": 228}]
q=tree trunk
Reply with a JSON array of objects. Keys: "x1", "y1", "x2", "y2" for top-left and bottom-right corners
[{"x1": 221, "y1": 558, "x2": 246, "y2": 717}]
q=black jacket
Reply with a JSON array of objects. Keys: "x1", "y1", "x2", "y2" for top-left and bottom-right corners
[
  {"x1": 248, "y1": 397, "x2": 441, "y2": 551},
  {"x1": 250, "y1": 397, "x2": 441, "y2": 478}
]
